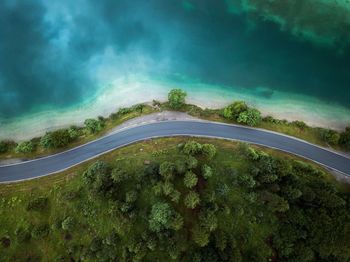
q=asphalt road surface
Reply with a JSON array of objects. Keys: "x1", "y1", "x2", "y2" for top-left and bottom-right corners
[{"x1": 1, "y1": 121, "x2": 350, "y2": 183}]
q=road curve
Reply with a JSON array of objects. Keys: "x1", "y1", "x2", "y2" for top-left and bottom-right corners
[{"x1": 1, "y1": 120, "x2": 350, "y2": 183}]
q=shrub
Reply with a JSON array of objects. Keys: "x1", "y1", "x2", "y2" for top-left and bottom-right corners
[
  {"x1": 61, "y1": 217, "x2": 75, "y2": 231},
  {"x1": 201, "y1": 164, "x2": 213, "y2": 179},
  {"x1": 184, "y1": 191, "x2": 200, "y2": 209},
  {"x1": 125, "y1": 190, "x2": 138, "y2": 203},
  {"x1": 15, "y1": 226, "x2": 31, "y2": 243},
  {"x1": 292, "y1": 120, "x2": 308, "y2": 130},
  {"x1": 26, "y1": 197, "x2": 49, "y2": 211},
  {"x1": 168, "y1": 89, "x2": 187, "y2": 109},
  {"x1": 183, "y1": 140, "x2": 202, "y2": 155},
  {"x1": 15, "y1": 141, "x2": 34, "y2": 153},
  {"x1": 202, "y1": 144, "x2": 217, "y2": 159},
  {"x1": 149, "y1": 202, "x2": 173, "y2": 232},
  {"x1": 84, "y1": 118, "x2": 104, "y2": 134},
  {"x1": 184, "y1": 171, "x2": 198, "y2": 189},
  {"x1": 159, "y1": 161, "x2": 175, "y2": 181},
  {"x1": 223, "y1": 101, "x2": 248, "y2": 120},
  {"x1": 192, "y1": 225, "x2": 210, "y2": 247},
  {"x1": 185, "y1": 156, "x2": 198, "y2": 170},
  {"x1": 68, "y1": 126, "x2": 81, "y2": 140},
  {"x1": 40, "y1": 129, "x2": 71, "y2": 149},
  {"x1": 340, "y1": 127, "x2": 350, "y2": 149},
  {"x1": 0, "y1": 140, "x2": 14, "y2": 153},
  {"x1": 237, "y1": 108, "x2": 262, "y2": 126},
  {"x1": 319, "y1": 128, "x2": 340, "y2": 145},
  {"x1": 31, "y1": 224, "x2": 50, "y2": 239},
  {"x1": 175, "y1": 160, "x2": 187, "y2": 175}
]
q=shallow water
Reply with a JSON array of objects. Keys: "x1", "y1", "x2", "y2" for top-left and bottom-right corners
[{"x1": 1, "y1": 0, "x2": 350, "y2": 139}]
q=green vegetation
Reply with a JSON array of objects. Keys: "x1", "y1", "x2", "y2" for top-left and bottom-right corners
[
  {"x1": 168, "y1": 88, "x2": 187, "y2": 109},
  {"x1": 1, "y1": 88, "x2": 349, "y2": 162},
  {"x1": 15, "y1": 141, "x2": 34, "y2": 154},
  {"x1": 0, "y1": 104, "x2": 155, "y2": 160},
  {"x1": 161, "y1": 89, "x2": 350, "y2": 152},
  {"x1": 0, "y1": 137, "x2": 349, "y2": 261}
]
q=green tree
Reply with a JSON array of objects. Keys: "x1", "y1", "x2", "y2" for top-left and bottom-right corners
[
  {"x1": 125, "y1": 190, "x2": 138, "y2": 203},
  {"x1": 31, "y1": 224, "x2": 50, "y2": 239},
  {"x1": 84, "y1": 118, "x2": 104, "y2": 134},
  {"x1": 202, "y1": 144, "x2": 217, "y2": 159},
  {"x1": 185, "y1": 156, "x2": 198, "y2": 169},
  {"x1": 183, "y1": 140, "x2": 203, "y2": 155},
  {"x1": 199, "y1": 211, "x2": 218, "y2": 232},
  {"x1": 171, "y1": 213, "x2": 184, "y2": 231},
  {"x1": 68, "y1": 126, "x2": 81, "y2": 140},
  {"x1": 237, "y1": 108, "x2": 262, "y2": 126},
  {"x1": 170, "y1": 190, "x2": 181, "y2": 203},
  {"x1": 149, "y1": 202, "x2": 173, "y2": 232},
  {"x1": 320, "y1": 129, "x2": 340, "y2": 145},
  {"x1": 237, "y1": 173, "x2": 256, "y2": 188},
  {"x1": 184, "y1": 171, "x2": 198, "y2": 189},
  {"x1": 162, "y1": 181, "x2": 174, "y2": 196},
  {"x1": 192, "y1": 225, "x2": 210, "y2": 247},
  {"x1": 15, "y1": 141, "x2": 34, "y2": 153},
  {"x1": 340, "y1": 127, "x2": 350, "y2": 149},
  {"x1": 223, "y1": 101, "x2": 248, "y2": 120},
  {"x1": 184, "y1": 191, "x2": 200, "y2": 209},
  {"x1": 61, "y1": 217, "x2": 75, "y2": 231},
  {"x1": 40, "y1": 129, "x2": 71, "y2": 149},
  {"x1": 111, "y1": 168, "x2": 129, "y2": 183},
  {"x1": 175, "y1": 160, "x2": 187, "y2": 175},
  {"x1": 0, "y1": 140, "x2": 12, "y2": 153},
  {"x1": 201, "y1": 164, "x2": 213, "y2": 179},
  {"x1": 168, "y1": 89, "x2": 187, "y2": 109},
  {"x1": 159, "y1": 161, "x2": 175, "y2": 180}
]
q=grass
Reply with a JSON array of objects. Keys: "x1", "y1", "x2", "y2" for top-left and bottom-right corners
[{"x1": 0, "y1": 137, "x2": 345, "y2": 196}]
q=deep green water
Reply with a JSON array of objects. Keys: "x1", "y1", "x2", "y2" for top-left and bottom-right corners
[{"x1": 1, "y1": 0, "x2": 350, "y2": 136}]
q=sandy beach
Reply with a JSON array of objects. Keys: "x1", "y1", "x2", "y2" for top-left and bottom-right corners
[{"x1": 1, "y1": 77, "x2": 350, "y2": 141}]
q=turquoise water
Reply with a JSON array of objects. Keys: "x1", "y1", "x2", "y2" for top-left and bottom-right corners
[{"x1": 1, "y1": 0, "x2": 350, "y2": 138}]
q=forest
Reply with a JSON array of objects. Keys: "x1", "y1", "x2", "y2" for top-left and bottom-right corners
[{"x1": 0, "y1": 138, "x2": 349, "y2": 261}]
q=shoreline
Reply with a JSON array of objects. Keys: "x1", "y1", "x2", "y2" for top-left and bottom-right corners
[{"x1": 1, "y1": 78, "x2": 350, "y2": 141}]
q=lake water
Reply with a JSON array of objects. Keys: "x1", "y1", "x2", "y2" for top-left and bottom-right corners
[{"x1": 1, "y1": 0, "x2": 350, "y2": 139}]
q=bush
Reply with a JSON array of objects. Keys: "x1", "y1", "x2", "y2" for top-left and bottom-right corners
[
  {"x1": 159, "y1": 161, "x2": 175, "y2": 181},
  {"x1": 192, "y1": 225, "x2": 210, "y2": 247},
  {"x1": 26, "y1": 197, "x2": 48, "y2": 211},
  {"x1": 15, "y1": 226, "x2": 31, "y2": 243},
  {"x1": 183, "y1": 140, "x2": 203, "y2": 155},
  {"x1": 184, "y1": 171, "x2": 198, "y2": 189},
  {"x1": 31, "y1": 224, "x2": 50, "y2": 239},
  {"x1": 0, "y1": 140, "x2": 14, "y2": 153},
  {"x1": 184, "y1": 191, "x2": 200, "y2": 209},
  {"x1": 68, "y1": 126, "x2": 81, "y2": 140},
  {"x1": 168, "y1": 89, "x2": 187, "y2": 109},
  {"x1": 292, "y1": 120, "x2": 308, "y2": 129},
  {"x1": 202, "y1": 144, "x2": 217, "y2": 159},
  {"x1": 61, "y1": 217, "x2": 75, "y2": 231},
  {"x1": 15, "y1": 141, "x2": 34, "y2": 153},
  {"x1": 185, "y1": 156, "x2": 198, "y2": 170},
  {"x1": 40, "y1": 129, "x2": 71, "y2": 149},
  {"x1": 84, "y1": 118, "x2": 104, "y2": 134},
  {"x1": 319, "y1": 128, "x2": 340, "y2": 145},
  {"x1": 339, "y1": 127, "x2": 350, "y2": 149},
  {"x1": 237, "y1": 108, "x2": 262, "y2": 126},
  {"x1": 201, "y1": 164, "x2": 213, "y2": 179},
  {"x1": 149, "y1": 202, "x2": 173, "y2": 232},
  {"x1": 223, "y1": 101, "x2": 248, "y2": 120}
]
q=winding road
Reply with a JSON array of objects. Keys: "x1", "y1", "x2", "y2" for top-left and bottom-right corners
[{"x1": 0, "y1": 120, "x2": 350, "y2": 183}]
